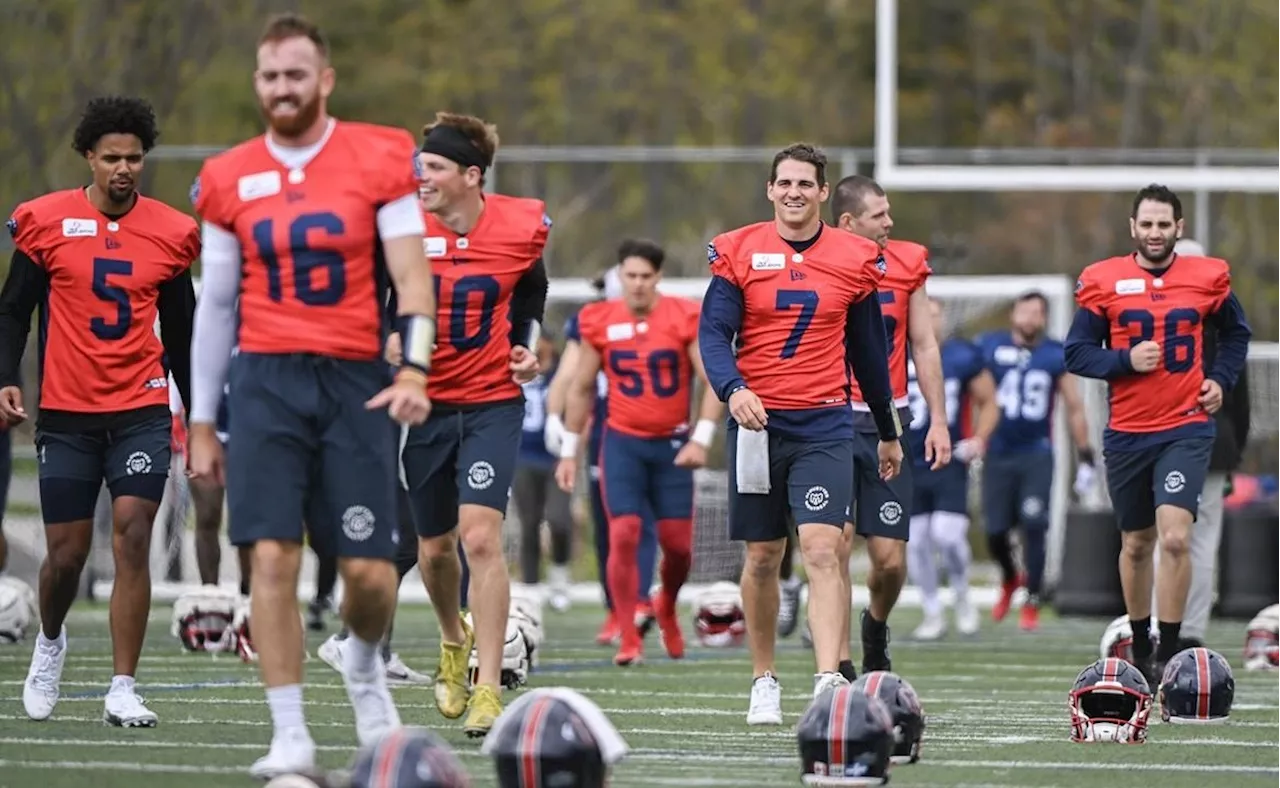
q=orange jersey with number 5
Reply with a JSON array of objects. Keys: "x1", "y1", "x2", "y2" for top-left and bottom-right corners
[{"x1": 849, "y1": 238, "x2": 930, "y2": 406}]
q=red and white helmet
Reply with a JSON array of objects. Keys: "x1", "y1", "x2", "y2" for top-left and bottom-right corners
[
  {"x1": 692, "y1": 582, "x2": 746, "y2": 648},
  {"x1": 1068, "y1": 657, "x2": 1152, "y2": 744},
  {"x1": 170, "y1": 587, "x2": 238, "y2": 654},
  {"x1": 1244, "y1": 604, "x2": 1279, "y2": 671},
  {"x1": 1099, "y1": 615, "x2": 1158, "y2": 662},
  {"x1": 232, "y1": 598, "x2": 307, "y2": 664}
]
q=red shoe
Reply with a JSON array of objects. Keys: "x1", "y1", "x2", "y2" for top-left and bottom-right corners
[
  {"x1": 596, "y1": 612, "x2": 621, "y2": 646},
  {"x1": 634, "y1": 600, "x2": 656, "y2": 638},
  {"x1": 614, "y1": 628, "x2": 644, "y2": 666},
  {"x1": 1019, "y1": 602, "x2": 1040, "y2": 632},
  {"x1": 653, "y1": 592, "x2": 685, "y2": 659},
  {"x1": 991, "y1": 573, "x2": 1025, "y2": 623}
]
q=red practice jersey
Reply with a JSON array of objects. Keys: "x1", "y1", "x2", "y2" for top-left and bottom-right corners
[
  {"x1": 849, "y1": 238, "x2": 931, "y2": 406},
  {"x1": 426, "y1": 194, "x2": 550, "y2": 405},
  {"x1": 578, "y1": 296, "x2": 701, "y2": 438},
  {"x1": 193, "y1": 121, "x2": 418, "y2": 361},
  {"x1": 1076, "y1": 254, "x2": 1231, "y2": 434},
  {"x1": 708, "y1": 223, "x2": 884, "y2": 411},
  {"x1": 8, "y1": 189, "x2": 198, "y2": 412}
]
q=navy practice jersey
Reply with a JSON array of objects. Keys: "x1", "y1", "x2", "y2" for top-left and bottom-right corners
[
  {"x1": 977, "y1": 330, "x2": 1066, "y2": 454},
  {"x1": 906, "y1": 337, "x2": 985, "y2": 467},
  {"x1": 519, "y1": 367, "x2": 556, "y2": 468}
]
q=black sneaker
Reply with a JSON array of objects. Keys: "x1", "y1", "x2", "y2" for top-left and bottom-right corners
[
  {"x1": 307, "y1": 597, "x2": 330, "y2": 632},
  {"x1": 860, "y1": 609, "x2": 892, "y2": 673}
]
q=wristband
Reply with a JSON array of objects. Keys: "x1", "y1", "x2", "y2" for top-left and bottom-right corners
[
  {"x1": 869, "y1": 399, "x2": 903, "y2": 442},
  {"x1": 396, "y1": 314, "x2": 436, "y2": 374},
  {"x1": 520, "y1": 319, "x2": 541, "y2": 350},
  {"x1": 559, "y1": 432, "x2": 580, "y2": 460},
  {"x1": 691, "y1": 419, "x2": 716, "y2": 448}
]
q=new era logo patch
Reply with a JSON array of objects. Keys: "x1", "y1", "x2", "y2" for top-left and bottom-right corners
[{"x1": 789, "y1": 268, "x2": 806, "y2": 281}]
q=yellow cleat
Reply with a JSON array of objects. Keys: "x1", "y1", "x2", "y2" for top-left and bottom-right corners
[
  {"x1": 463, "y1": 683, "x2": 503, "y2": 738},
  {"x1": 433, "y1": 616, "x2": 474, "y2": 720}
]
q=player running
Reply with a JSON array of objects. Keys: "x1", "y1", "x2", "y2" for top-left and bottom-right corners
[
  {"x1": 831, "y1": 175, "x2": 951, "y2": 677},
  {"x1": 555, "y1": 239, "x2": 722, "y2": 666},
  {"x1": 397, "y1": 111, "x2": 549, "y2": 737},
  {"x1": 1, "y1": 96, "x2": 198, "y2": 728},
  {"x1": 546, "y1": 270, "x2": 660, "y2": 647},
  {"x1": 187, "y1": 14, "x2": 433, "y2": 777},
  {"x1": 699, "y1": 143, "x2": 901, "y2": 724},
  {"x1": 1065, "y1": 184, "x2": 1250, "y2": 684},
  {"x1": 977, "y1": 290, "x2": 1093, "y2": 631},
  {"x1": 906, "y1": 298, "x2": 998, "y2": 640}
]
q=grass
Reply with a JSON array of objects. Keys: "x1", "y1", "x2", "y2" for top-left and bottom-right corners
[{"x1": 0, "y1": 603, "x2": 1275, "y2": 787}]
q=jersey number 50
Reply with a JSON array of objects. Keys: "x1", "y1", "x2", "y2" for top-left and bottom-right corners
[
  {"x1": 252, "y1": 212, "x2": 347, "y2": 306},
  {"x1": 609, "y1": 350, "x2": 680, "y2": 398}
]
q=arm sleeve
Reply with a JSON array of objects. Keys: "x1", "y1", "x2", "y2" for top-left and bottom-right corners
[
  {"x1": 375, "y1": 193, "x2": 426, "y2": 241},
  {"x1": 189, "y1": 222, "x2": 243, "y2": 424},
  {"x1": 508, "y1": 258, "x2": 549, "y2": 349},
  {"x1": 563, "y1": 314, "x2": 580, "y2": 343},
  {"x1": 1205, "y1": 291, "x2": 1251, "y2": 392},
  {"x1": 157, "y1": 269, "x2": 196, "y2": 414},
  {"x1": 1063, "y1": 307, "x2": 1134, "y2": 380},
  {"x1": 0, "y1": 250, "x2": 47, "y2": 388},
  {"x1": 698, "y1": 275, "x2": 747, "y2": 402},
  {"x1": 845, "y1": 293, "x2": 898, "y2": 438},
  {"x1": 1230, "y1": 359, "x2": 1251, "y2": 454}
]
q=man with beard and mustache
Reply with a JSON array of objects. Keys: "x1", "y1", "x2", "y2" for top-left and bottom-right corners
[
  {"x1": 0, "y1": 96, "x2": 199, "y2": 728},
  {"x1": 1066, "y1": 184, "x2": 1251, "y2": 687},
  {"x1": 975, "y1": 291, "x2": 1092, "y2": 632},
  {"x1": 186, "y1": 12, "x2": 434, "y2": 779}
]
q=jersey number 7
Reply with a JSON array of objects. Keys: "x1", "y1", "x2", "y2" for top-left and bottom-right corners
[{"x1": 775, "y1": 289, "x2": 818, "y2": 359}]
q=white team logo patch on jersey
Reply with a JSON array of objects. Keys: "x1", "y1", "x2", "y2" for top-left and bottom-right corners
[
  {"x1": 342, "y1": 505, "x2": 376, "y2": 542},
  {"x1": 237, "y1": 171, "x2": 282, "y2": 202},
  {"x1": 62, "y1": 218, "x2": 97, "y2": 238},
  {"x1": 1021, "y1": 497, "x2": 1043, "y2": 519},
  {"x1": 468, "y1": 461, "x2": 496, "y2": 491},
  {"x1": 879, "y1": 501, "x2": 903, "y2": 526},
  {"x1": 803, "y1": 486, "x2": 830, "y2": 512},
  {"x1": 125, "y1": 451, "x2": 152, "y2": 476},
  {"x1": 1164, "y1": 470, "x2": 1186, "y2": 494}
]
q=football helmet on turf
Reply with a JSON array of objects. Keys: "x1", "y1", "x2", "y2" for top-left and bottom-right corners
[
  {"x1": 1068, "y1": 657, "x2": 1152, "y2": 743},
  {"x1": 797, "y1": 684, "x2": 896, "y2": 786},
  {"x1": 482, "y1": 687, "x2": 628, "y2": 788},
  {"x1": 692, "y1": 581, "x2": 746, "y2": 648},
  {"x1": 170, "y1": 587, "x2": 238, "y2": 654},
  {"x1": 468, "y1": 618, "x2": 530, "y2": 690},
  {"x1": 348, "y1": 727, "x2": 471, "y2": 787},
  {"x1": 0, "y1": 576, "x2": 38, "y2": 644},
  {"x1": 1099, "y1": 615, "x2": 1158, "y2": 662},
  {"x1": 1159, "y1": 647, "x2": 1235, "y2": 724},
  {"x1": 232, "y1": 598, "x2": 308, "y2": 664},
  {"x1": 852, "y1": 670, "x2": 925, "y2": 764},
  {"x1": 1244, "y1": 604, "x2": 1279, "y2": 671}
]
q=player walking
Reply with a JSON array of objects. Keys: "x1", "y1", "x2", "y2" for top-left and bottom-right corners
[
  {"x1": 1, "y1": 96, "x2": 198, "y2": 727},
  {"x1": 1065, "y1": 184, "x2": 1250, "y2": 683},
  {"x1": 397, "y1": 111, "x2": 549, "y2": 737},
  {"x1": 555, "y1": 239, "x2": 722, "y2": 666},
  {"x1": 906, "y1": 298, "x2": 999, "y2": 640},
  {"x1": 977, "y1": 291, "x2": 1093, "y2": 631},
  {"x1": 187, "y1": 14, "x2": 433, "y2": 777},
  {"x1": 830, "y1": 175, "x2": 951, "y2": 677},
  {"x1": 699, "y1": 143, "x2": 901, "y2": 724}
]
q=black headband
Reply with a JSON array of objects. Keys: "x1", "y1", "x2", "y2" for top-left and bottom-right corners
[{"x1": 420, "y1": 125, "x2": 489, "y2": 172}]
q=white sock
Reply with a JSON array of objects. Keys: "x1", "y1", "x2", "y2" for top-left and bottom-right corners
[
  {"x1": 345, "y1": 634, "x2": 380, "y2": 680},
  {"x1": 907, "y1": 514, "x2": 941, "y2": 618},
  {"x1": 109, "y1": 675, "x2": 135, "y2": 695},
  {"x1": 266, "y1": 684, "x2": 306, "y2": 735},
  {"x1": 931, "y1": 512, "x2": 972, "y2": 601},
  {"x1": 38, "y1": 629, "x2": 65, "y2": 652},
  {"x1": 548, "y1": 564, "x2": 570, "y2": 587}
]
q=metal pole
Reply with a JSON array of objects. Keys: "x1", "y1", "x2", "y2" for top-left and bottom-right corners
[
  {"x1": 1194, "y1": 150, "x2": 1211, "y2": 249},
  {"x1": 874, "y1": 0, "x2": 898, "y2": 180}
]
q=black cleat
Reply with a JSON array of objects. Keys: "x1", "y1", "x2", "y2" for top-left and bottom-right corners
[
  {"x1": 307, "y1": 598, "x2": 329, "y2": 632},
  {"x1": 860, "y1": 609, "x2": 892, "y2": 674}
]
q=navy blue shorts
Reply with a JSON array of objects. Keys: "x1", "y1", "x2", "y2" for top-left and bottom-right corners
[
  {"x1": 851, "y1": 430, "x2": 914, "y2": 541},
  {"x1": 401, "y1": 401, "x2": 523, "y2": 539},
  {"x1": 726, "y1": 423, "x2": 852, "y2": 542},
  {"x1": 981, "y1": 451, "x2": 1053, "y2": 535},
  {"x1": 599, "y1": 427, "x2": 694, "y2": 521},
  {"x1": 226, "y1": 353, "x2": 400, "y2": 561},
  {"x1": 913, "y1": 461, "x2": 968, "y2": 517},
  {"x1": 36, "y1": 413, "x2": 171, "y2": 524},
  {"x1": 1104, "y1": 437, "x2": 1214, "y2": 532}
]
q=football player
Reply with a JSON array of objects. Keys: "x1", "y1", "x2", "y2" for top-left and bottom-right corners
[{"x1": 1, "y1": 96, "x2": 198, "y2": 727}]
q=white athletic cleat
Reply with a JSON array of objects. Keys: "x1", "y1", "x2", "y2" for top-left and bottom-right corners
[
  {"x1": 954, "y1": 597, "x2": 980, "y2": 636},
  {"x1": 103, "y1": 688, "x2": 158, "y2": 728},
  {"x1": 812, "y1": 671, "x2": 850, "y2": 699},
  {"x1": 384, "y1": 653, "x2": 432, "y2": 685},
  {"x1": 23, "y1": 628, "x2": 67, "y2": 721},
  {"x1": 345, "y1": 657, "x2": 402, "y2": 746},
  {"x1": 547, "y1": 566, "x2": 572, "y2": 613},
  {"x1": 746, "y1": 672, "x2": 784, "y2": 725},
  {"x1": 249, "y1": 728, "x2": 316, "y2": 779},
  {"x1": 912, "y1": 613, "x2": 947, "y2": 642},
  {"x1": 317, "y1": 634, "x2": 345, "y2": 674}
]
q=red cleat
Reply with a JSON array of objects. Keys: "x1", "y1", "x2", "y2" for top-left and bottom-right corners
[
  {"x1": 991, "y1": 573, "x2": 1025, "y2": 623},
  {"x1": 653, "y1": 592, "x2": 685, "y2": 659},
  {"x1": 1019, "y1": 602, "x2": 1040, "y2": 632},
  {"x1": 614, "y1": 629, "x2": 644, "y2": 666},
  {"x1": 634, "y1": 600, "x2": 656, "y2": 638},
  {"x1": 596, "y1": 612, "x2": 621, "y2": 646}
]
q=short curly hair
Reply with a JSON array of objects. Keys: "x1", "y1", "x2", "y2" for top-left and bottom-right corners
[{"x1": 71, "y1": 96, "x2": 159, "y2": 156}]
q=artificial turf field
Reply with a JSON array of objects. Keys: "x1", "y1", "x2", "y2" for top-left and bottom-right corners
[{"x1": 0, "y1": 602, "x2": 1275, "y2": 787}]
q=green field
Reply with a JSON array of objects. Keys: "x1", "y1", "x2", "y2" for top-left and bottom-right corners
[{"x1": 0, "y1": 603, "x2": 1275, "y2": 787}]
